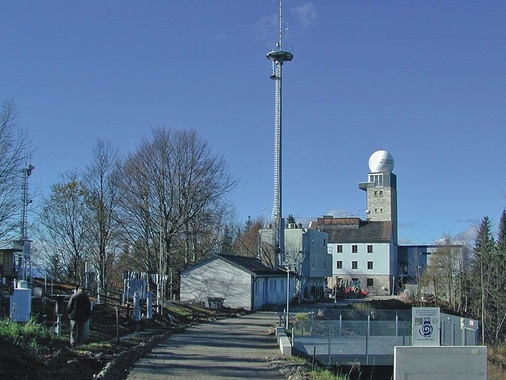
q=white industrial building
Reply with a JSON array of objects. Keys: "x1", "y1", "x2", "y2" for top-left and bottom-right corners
[{"x1": 310, "y1": 150, "x2": 398, "y2": 296}]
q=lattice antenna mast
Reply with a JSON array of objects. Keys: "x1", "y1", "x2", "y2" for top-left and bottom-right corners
[
  {"x1": 19, "y1": 163, "x2": 34, "y2": 280},
  {"x1": 266, "y1": 0, "x2": 293, "y2": 267}
]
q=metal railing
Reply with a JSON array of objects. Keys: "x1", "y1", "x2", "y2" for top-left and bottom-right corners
[{"x1": 289, "y1": 309, "x2": 479, "y2": 366}]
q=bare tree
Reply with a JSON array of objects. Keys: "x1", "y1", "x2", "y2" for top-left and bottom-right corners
[
  {"x1": 177, "y1": 199, "x2": 233, "y2": 265},
  {"x1": 0, "y1": 98, "x2": 31, "y2": 241},
  {"x1": 407, "y1": 249, "x2": 426, "y2": 306},
  {"x1": 424, "y1": 237, "x2": 464, "y2": 310},
  {"x1": 233, "y1": 217, "x2": 264, "y2": 257},
  {"x1": 115, "y1": 152, "x2": 158, "y2": 273},
  {"x1": 116, "y1": 127, "x2": 237, "y2": 295},
  {"x1": 83, "y1": 139, "x2": 120, "y2": 300},
  {"x1": 38, "y1": 171, "x2": 90, "y2": 284}
]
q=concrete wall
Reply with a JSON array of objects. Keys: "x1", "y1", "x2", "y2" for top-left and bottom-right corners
[{"x1": 394, "y1": 346, "x2": 487, "y2": 380}]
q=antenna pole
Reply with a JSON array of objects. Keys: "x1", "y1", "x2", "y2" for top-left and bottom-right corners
[
  {"x1": 266, "y1": 0, "x2": 293, "y2": 268},
  {"x1": 19, "y1": 164, "x2": 34, "y2": 281}
]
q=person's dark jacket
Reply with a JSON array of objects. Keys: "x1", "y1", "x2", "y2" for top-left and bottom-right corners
[{"x1": 67, "y1": 290, "x2": 91, "y2": 321}]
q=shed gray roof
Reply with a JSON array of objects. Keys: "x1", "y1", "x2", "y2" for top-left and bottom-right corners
[
  {"x1": 312, "y1": 220, "x2": 394, "y2": 243},
  {"x1": 181, "y1": 254, "x2": 286, "y2": 277},
  {"x1": 218, "y1": 254, "x2": 286, "y2": 276}
]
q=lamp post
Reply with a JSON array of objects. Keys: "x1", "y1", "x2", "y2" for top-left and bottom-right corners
[
  {"x1": 285, "y1": 265, "x2": 290, "y2": 330},
  {"x1": 282, "y1": 261, "x2": 294, "y2": 331}
]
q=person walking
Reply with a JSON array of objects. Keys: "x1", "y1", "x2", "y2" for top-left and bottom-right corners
[{"x1": 67, "y1": 285, "x2": 91, "y2": 346}]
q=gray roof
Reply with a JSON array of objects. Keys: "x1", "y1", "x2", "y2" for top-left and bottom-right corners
[
  {"x1": 182, "y1": 254, "x2": 286, "y2": 277},
  {"x1": 312, "y1": 220, "x2": 394, "y2": 243},
  {"x1": 218, "y1": 254, "x2": 286, "y2": 276}
]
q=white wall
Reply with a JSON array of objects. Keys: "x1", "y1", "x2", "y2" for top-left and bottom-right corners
[
  {"x1": 394, "y1": 346, "x2": 487, "y2": 380},
  {"x1": 329, "y1": 242, "x2": 390, "y2": 275},
  {"x1": 252, "y1": 275, "x2": 294, "y2": 309},
  {"x1": 327, "y1": 242, "x2": 392, "y2": 294},
  {"x1": 303, "y1": 230, "x2": 331, "y2": 278},
  {"x1": 181, "y1": 258, "x2": 252, "y2": 310}
]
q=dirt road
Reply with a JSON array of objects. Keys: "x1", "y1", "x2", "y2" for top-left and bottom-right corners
[{"x1": 125, "y1": 311, "x2": 284, "y2": 380}]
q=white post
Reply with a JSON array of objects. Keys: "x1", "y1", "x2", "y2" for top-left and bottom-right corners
[
  {"x1": 146, "y1": 292, "x2": 153, "y2": 319},
  {"x1": 132, "y1": 292, "x2": 140, "y2": 321}
]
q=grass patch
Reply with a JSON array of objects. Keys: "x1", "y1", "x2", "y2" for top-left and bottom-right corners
[
  {"x1": 289, "y1": 355, "x2": 350, "y2": 380},
  {"x1": 0, "y1": 317, "x2": 66, "y2": 353},
  {"x1": 309, "y1": 368, "x2": 349, "y2": 380}
]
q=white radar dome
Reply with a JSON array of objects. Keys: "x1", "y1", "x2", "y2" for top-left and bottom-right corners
[{"x1": 368, "y1": 150, "x2": 394, "y2": 173}]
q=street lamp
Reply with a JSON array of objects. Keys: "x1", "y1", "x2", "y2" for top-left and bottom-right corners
[
  {"x1": 286, "y1": 265, "x2": 290, "y2": 330},
  {"x1": 282, "y1": 261, "x2": 294, "y2": 331}
]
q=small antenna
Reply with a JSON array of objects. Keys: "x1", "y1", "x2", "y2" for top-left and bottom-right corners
[{"x1": 277, "y1": 0, "x2": 283, "y2": 48}]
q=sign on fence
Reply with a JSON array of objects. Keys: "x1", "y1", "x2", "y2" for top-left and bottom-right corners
[{"x1": 412, "y1": 307, "x2": 440, "y2": 346}]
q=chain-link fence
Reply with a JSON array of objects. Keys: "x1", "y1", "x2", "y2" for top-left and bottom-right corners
[{"x1": 290, "y1": 309, "x2": 479, "y2": 366}]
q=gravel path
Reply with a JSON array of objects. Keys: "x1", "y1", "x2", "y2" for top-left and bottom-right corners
[{"x1": 125, "y1": 311, "x2": 284, "y2": 380}]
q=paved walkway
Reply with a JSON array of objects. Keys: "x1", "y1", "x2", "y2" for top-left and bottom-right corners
[{"x1": 126, "y1": 311, "x2": 284, "y2": 380}]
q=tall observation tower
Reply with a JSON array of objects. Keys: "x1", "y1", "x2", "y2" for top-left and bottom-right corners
[{"x1": 266, "y1": 0, "x2": 293, "y2": 267}]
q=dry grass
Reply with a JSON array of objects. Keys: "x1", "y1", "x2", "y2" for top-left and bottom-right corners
[{"x1": 488, "y1": 344, "x2": 506, "y2": 380}]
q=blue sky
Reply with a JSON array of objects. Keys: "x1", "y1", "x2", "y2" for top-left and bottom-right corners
[{"x1": 1, "y1": 1, "x2": 505, "y2": 245}]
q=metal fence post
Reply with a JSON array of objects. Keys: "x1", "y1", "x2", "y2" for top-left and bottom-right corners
[
  {"x1": 366, "y1": 314, "x2": 370, "y2": 365},
  {"x1": 328, "y1": 323, "x2": 332, "y2": 365}
]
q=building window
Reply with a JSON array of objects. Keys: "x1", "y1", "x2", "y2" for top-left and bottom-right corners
[
  {"x1": 367, "y1": 245, "x2": 373, "y2": 253},
  {"x1": 352, "y1": 245, "x2": 358, "y2": 253},
  {"x1": 369, "y1": 174, "x2": 384, "y2": 187},
  {"x1": 337, "y1": 245, "x2": 343, "y2": 253},
  {"x1": 323, "y1": 260, "x2": 326, "y2": 269},
  {"x1": 352, "y1": 261, "x2": 358, "y2": 269},
  {"x1": 328, "y1": 246, "x2": 333, "y2": 254},
  {"x1": 324, "y1": 239, "x2": 326, "y2": 247},
  {"x1": 280, "y1": 279, "x2": 285, "y2": 293},
  {"x1": 255, "y1": 281, "x2": 259, "y2": 295},
  {"x1": 336, "y1": 261, "x2": 343, "y2": 269},
  {"x1": 367, "y1": 261, "x2": 373, "y2": 270},
  {"x1": 367, "y1": 278, "x2": 374, "y2": 287}
]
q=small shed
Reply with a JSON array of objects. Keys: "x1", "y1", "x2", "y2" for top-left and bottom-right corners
[{"x1": 180, "y1": 254, "x2": 294, "y2": 311}]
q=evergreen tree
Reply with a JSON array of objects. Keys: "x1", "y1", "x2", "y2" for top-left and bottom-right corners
[
  {"x1": 470, "y1": 216, "x2": 495, "y2": 343},
  {"x1": 493, "y1": 209, "x2": 506, "y2": 340}
]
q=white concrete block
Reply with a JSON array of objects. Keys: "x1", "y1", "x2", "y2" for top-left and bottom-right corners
[
  {"x1": 278, "y1": 334, "x2": 292, "y2": 356},
  {"x1": 394, "y1": 346, "x2": 487, "y2": 380}
]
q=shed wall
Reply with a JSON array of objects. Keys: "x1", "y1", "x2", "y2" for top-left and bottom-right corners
[{"x1": 181, "y1": 259, "x2": 252, "y2": 310}]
